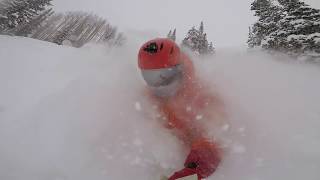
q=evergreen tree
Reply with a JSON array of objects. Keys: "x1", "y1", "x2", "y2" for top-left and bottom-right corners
[
  {"x1": 0, "y1": 0, "x2": 52, "y2": 34},
  {"x1": 208, "y1": 42, "x2": 215, "y2": 54},
  {"x1": 276, "y1": 0, "x2": 320, "y2": 56},
  {"x1": 167, "y1": 28, "x2": 176, "y2": 41},
  {"x1": 199, "y1": 21, "x2": 204, "y2": 35},
  {"x1": 249, "y1": 0, "x2": 320, "y2": 60},
  {"x1": 167, "y1": 30, "x2": 172, "y2": 38},
  {"x1": 0, "y1": 0, "x2": 33, "y2": 31},
  {"x1": 171, "y1": 28, "x2": 176, "y2": 41},
  {"x1": 248, "y1": 0, "x2": 283, "y2": 48},
  {"x1": 247, "y1": 27, "x2": 256, "y2": 48},
  {"x1": 14, "y1": 8, "x2": 53, "y2": 37},
  {"x1": 181, "y1": 26, "x2": 200, "y2": 53},
  {"x1": 182, "y1": 22, "x2": 215, "y2": 55},
  {"x1": 198, "y1": 33, "x2": 209, "y2": 54}
]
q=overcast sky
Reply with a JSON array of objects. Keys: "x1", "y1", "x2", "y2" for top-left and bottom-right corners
[{"x1": 53, "y1": 0, "x2": 320, "y2": 48}]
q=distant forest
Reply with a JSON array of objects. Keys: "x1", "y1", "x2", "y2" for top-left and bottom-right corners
[{"x1": 0, "y1": 0, "x2": 125, "y2": 47}]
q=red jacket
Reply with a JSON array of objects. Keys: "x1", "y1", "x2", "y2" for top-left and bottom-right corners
[{"x1": 147, "y1": 53, "x2": 223, "y2": 179}]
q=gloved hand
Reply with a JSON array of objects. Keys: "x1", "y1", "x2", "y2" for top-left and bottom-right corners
[{"x1": 169, "y1": 138, "x2": 221, "y2": 180}]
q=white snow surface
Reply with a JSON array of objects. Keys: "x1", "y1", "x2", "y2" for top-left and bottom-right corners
[{"x1": 1, "y1": 35, "x2": 320, "y2": 180}]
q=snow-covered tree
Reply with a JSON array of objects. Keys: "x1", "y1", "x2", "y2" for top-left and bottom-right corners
[
  {"x1": 248, "y1": 0, "x2": 283, "y2": 48},
  {"x1": 182, "y1": 21, "x2": 215, "y2": 55},
  {"x1": 199, "y1": 21, "x2": 204, "y2": 35},
  {"x1": 14, "y1": 8, "x2": 53, "y2": 37},
  {"x1": 0, "y1": 0, "x2": 52, "y2": 34},
  {"x1": 247, "y1": 27, "x2": 256, "y2": 48},
  {"x1": 208, "y1": 42, "x2": 215, "y2": 54},
  {"x1": 276, "y1": 0, "x2": 320, "y2": 57},
  {"x1": 198, "y1": 33, "x2": 210, "y2": 54},
  {"x1": 171, "y1": 28, "x2": 176, "y2": 41},
  {"x1": 167, "y1": 28, "x2": 176, "y2": 41},
  {"x1": 32, "y1": 11, "x2": 126, "y2": 47},
  {"x1": 249, "y1": 0, "x2": 320, "y2": 60},
  {"x1": 181, "y1": 26, "x2": 198, "y2": 52}
]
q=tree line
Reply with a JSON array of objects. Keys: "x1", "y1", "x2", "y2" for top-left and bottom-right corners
[
  {"x1": 0, "y1": 0, "x2": 126, "y2": 47},
  {"x1": 1, "y1": 0, "x2": 318, "y2": 60}
]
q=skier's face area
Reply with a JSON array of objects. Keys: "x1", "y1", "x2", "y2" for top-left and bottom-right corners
[
  {"x1": 141, "y1": 65, "x2": 183, "y2": 97},
  {"x1": 141, "y1": 64, "x2": 182, "y2": 87}
]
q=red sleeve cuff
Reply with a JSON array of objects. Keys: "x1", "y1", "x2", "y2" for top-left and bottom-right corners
[{"x1": 168, "y1": 168, "x2": 200, "y2": 180}]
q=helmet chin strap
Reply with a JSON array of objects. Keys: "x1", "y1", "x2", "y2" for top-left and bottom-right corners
[{"x1": 149, "y1": 75, "x2": 182, "y2": 98}]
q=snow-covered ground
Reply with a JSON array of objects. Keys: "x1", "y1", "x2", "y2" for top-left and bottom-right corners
[{"x1": 0, "y1": 35, "x2": 320, "y2": 180}]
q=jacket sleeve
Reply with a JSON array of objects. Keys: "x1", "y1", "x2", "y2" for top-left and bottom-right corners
[{"x1": 168, "y1": 138, "x2": 221, "y2": 180}]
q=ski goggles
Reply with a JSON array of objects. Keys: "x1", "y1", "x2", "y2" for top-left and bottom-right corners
[{"x1": 141, "y1": 64, "x2": 183, "y2": 87}]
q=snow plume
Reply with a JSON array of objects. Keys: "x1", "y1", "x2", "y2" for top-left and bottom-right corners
[
  {"x1": 196, "y1": 50, "x2": 320, "y2": 180},
  {"x1": 0, "y1": 35, "x2": 184, "y2": 180},
  {"x1": 1, "y1": 35, "x2": 320, "y2": 180}
]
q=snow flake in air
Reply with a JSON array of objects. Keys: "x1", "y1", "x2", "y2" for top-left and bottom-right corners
[
  {"x1": 237, "y1": 127, "x2": 246, "y2": 133},
  {"x1": 196, "y1": 114, "x2": 203, "y2": 120},
  {"x1": 255, "y1": 157, "x2": 265, "y2": 167},
  {"x1": 0, "y1": 106, "x2": 4, "y2": 113},
  {"x1": 232, "y1": 143, "x2": 246, "y2": 154},
  {"x1": 133, "y1": 138, "x2": 143, "y2": 146},
  {"x1": 221, "y1": 124, "x2": 230, "y2": 131},
  {"x1": 106, "y1": 155, "x2": 114, "y2": 160},
  {"x1": 134, "y1": 101, "x2": 142, "y2": 111},
  {"x1": 131, "y1": 156, "x2": 142, "y2": 165}
]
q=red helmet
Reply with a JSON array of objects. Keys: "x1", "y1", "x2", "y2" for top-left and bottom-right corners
[
  {"x1": 138, "y1": 38, "x2": 183, "y2": 96},
  {"x1": 138, "y1": 38, "x2": 181, "y2": 70}
]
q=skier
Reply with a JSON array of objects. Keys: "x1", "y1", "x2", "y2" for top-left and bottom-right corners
[{"x1": 138, "y1": 38, "x2": 224, "y2": 180}]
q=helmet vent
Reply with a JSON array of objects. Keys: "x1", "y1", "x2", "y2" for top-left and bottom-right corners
[
  {"x1": 160, "y1": 43, "x2": 164, "y2": 50},
  {"x1": 170, "y1": 47, "x2": 174, "y2": 54},
  {"x1": 144, "y1": 42, "x2": 158, "y2": 54}
]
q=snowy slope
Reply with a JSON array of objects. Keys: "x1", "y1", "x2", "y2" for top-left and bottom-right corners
[
  {"x1": 0, "y1": 35, "x2": 320, "y2": 180},
  {"x1": 0, "y1": 36, "x2": 184, "y2": 180}
]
